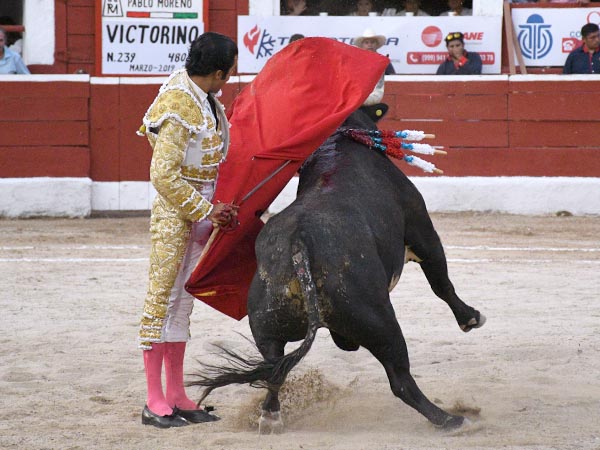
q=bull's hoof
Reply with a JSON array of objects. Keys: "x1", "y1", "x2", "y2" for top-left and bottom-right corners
[
  {"x1": 436, "y1": 415, "x2": 466, "y2": 430},
  {"x1": 258, "y1": 410, "x2": 284, "y2": 435},
  {"x1": 460, "y1": 313, "x2": 486, "y2": 332},
  {"x1": 443, "y1": 416, "x2": 483, "y2": 435}
]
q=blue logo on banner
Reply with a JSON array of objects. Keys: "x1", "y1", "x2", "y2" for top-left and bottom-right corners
[
  {"x1": 255, "y1": 30, "x2": 277, "y2": 59},
  {"x1": 518, "y1": 14, "x2": 553, "y2": 59}
]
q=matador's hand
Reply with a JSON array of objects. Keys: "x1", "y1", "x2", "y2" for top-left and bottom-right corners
[{"x1": 208, "y1": 202, "x2": 239, "y2": 226}]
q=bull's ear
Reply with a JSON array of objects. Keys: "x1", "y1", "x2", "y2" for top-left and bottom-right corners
[{"x1": 359, "y1": 103, "x2": 389, "y2": 123}]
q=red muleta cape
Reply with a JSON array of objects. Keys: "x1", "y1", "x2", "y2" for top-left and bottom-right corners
[{"x1": 185, "y1": 37, "x2": 389, "y2": 320}]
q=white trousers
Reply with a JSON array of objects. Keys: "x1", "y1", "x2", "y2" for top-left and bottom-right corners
[{"x1": 160, "y1": 220, "x2": 214, "y2": 342}]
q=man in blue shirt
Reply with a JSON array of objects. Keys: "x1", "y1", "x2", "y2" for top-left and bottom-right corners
[
  {"x1": 0, "y1": 27, "x2": 30, "y2": 74},
  {"x1": 563, "y1": 23, "x2": 600, "y2": 74}
]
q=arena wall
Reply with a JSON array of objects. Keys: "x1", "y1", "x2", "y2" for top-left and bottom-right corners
[
  {"x1": 4, "y1": 1, "x2": 598, "y2": 217},
  {"x1": 1, "y1": 74, "x2": 600, "y2": 217}
]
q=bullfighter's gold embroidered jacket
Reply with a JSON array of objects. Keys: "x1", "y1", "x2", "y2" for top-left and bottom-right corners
[{"x1": 138, "y1": 69, "x2": 229, "y2": 348}]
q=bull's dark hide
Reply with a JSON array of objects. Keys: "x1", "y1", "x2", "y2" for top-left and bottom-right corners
[{"x1": 191, "y1": 106, "x2": 485, "y2": 432}]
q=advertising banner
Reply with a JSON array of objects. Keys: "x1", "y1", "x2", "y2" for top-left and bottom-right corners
[
  {"x1": 238, "y1": 16, "x2": 502, "y2": 74},
  {"x1": 98, "y1": 0, "x2": 204, "y2": 75},
  {"x1": 511, "y1": 7, "x2": 600, "y2": 67}
]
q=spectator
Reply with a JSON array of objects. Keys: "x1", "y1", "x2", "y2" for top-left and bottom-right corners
[
  {"x1": 354, "y1": 28, "x2": 396, "y2": 75},
  {"x1": 381, "y1": 1, "x2": 399, "y2": 15},
  {"x1": 282, "y1": 0, "x2": 320, "y2": 15},
  {"x1": 354, "y1": 28, "x2": 394, "y2": 106},
  {"x1": 396, "y1": 0, "x2": 430, "y2": 16},
  {"x1": 348, "y1": 0, "x2": 377, "y2": 16},
  {"x1": 0, "y1": 16, "x2": 23, "y2": 55},
  {"x1": 563, "y1": 23, "x2": 600, "y2": 74},
  {"x1": 436, "y1": 31, "x2": 482, "y2": 75},
  {"x1": 440, "y1": 0, "x2": 472, "y2": 16},
  {"x1": 289, "y1": 33, "x2": 305, "y2": 44},
  {"x1": 0, "y1": 27, "x2": 30, "y2": 74}
]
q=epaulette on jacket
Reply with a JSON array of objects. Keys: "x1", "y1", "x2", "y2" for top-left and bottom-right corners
[{"x1": 137, "y1": 69, "x2": 208, "y2": 137}]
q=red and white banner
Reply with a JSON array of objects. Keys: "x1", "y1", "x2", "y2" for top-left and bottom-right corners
[{"x1": 238, "y1": 16, "x2": 502, "y2": 74}]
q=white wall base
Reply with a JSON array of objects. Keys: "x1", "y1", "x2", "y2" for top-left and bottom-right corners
[
  {"x1": 91, "y1": 181, "x2": 156, "y2": 211},
  {"x1": 1, "y1": 177, "x2": 599, "y2": 218},
  {"x1": 0, "y1": 178, "x2": 91, "y2": 218},
  {"x1": 271, "y1": 177, "x2": 600, "y2": 216},
  {"x1": 411, "y1": 177, "x2": 600, "y2": 216}
]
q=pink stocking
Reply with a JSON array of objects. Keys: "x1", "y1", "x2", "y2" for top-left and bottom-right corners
[
  {"x1": 143, "y1": 343, "x2": 173, "y2": 416},
  {"x1": 164, "y1": 342, "x2": 199, "y2": 410}
]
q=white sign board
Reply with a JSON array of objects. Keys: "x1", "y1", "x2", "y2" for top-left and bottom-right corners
[
  {"x1": 511, "y1": 7, "x2": 600, "y2": 66},
  {"x1": 99, "y1": 0, "x2": 204, "y2": 75},
  {"x1": 238, "y1": 16, "x2": 502, "y2": 74}
]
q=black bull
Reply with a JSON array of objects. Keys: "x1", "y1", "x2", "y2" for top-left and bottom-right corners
[{"x1": 191, "y1": 107, "x2": 486, "y2": 431}]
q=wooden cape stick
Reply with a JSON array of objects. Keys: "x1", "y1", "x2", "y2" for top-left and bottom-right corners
[
  {"x1": 503, "y1": 1, "x2": 528, "y2": 75},
  {"x1": 196, "y1": 223, "x2": 219, "y2": 269},
  {"x1": 194, "y1": 159, "x2": 293, "y2": 268}
]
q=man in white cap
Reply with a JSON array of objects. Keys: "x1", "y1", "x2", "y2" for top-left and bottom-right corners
[
  {"x1": 354, "y1": 28, "x2": 395, "y2": 106},
  {"x1": 354, "y1": 28, "x2": 396, "y2": 75}
]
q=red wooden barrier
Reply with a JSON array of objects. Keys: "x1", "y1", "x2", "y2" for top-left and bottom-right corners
[
  {"x1": 2, "y1": 78, "x2": 600, "y2": 181},
  {"x1": 399, "y1": 147, "x2": 600, "y2": 178},
  {"x1": 118, "y1": 83, "x2": 160, "y2": 181},
  {"x1": 89, "y1": 83, "x2": 120, "y2": 181},
  {"x1": 0, "y1": 78, "x2": 90, "y2": 178},
  {"x1": 1, "y1": 147, "x2": 89, "y2": 177},
  {"x1": 380, "y1": 119, "x2": 509, "y2": 148}
]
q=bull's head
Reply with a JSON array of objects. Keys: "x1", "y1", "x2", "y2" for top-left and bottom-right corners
[{"x1": 359, "y1": 103, "x2": 389, "y2": 124}]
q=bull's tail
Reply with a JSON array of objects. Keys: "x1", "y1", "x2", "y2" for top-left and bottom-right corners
[{"x1": 188, "y1": 240, "x2": 320, "y2": 403}]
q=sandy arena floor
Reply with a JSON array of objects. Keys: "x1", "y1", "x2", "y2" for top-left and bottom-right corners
[{"x1": 0, "y1": 212, "x2": 599, "y2": 450}]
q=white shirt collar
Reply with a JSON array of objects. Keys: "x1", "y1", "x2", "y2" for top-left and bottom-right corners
[{"x1": 185, "y1": 71, "x2": 209, "y2": 103}]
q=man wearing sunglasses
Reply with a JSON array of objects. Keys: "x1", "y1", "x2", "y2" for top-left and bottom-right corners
[{"x1": 436, "y1": 31, "x2": 482, "y2": 75}]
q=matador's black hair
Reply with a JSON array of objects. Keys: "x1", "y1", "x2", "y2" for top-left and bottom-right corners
[{"x1": 185, "y1": 32, "x2": 238, "y2": 78}]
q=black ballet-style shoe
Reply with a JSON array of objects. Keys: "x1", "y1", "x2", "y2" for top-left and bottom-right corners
[
  {"x1": 173, "y1": 406, "x2": 221, "y2": 423},
  {"x1": 141, "y1": 405, "x2": 190, "y2": 428}
]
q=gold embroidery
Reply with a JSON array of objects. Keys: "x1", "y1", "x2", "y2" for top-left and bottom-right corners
[
  {"x1": 181, "y1": 165, "x2": 218, "y2": 181},
  {"x1": 206, "y1": 116, "x2": 214, "y2": 129},
  {"x1": 139, "y1": 213, "x2": 189, "y2": 346},
  {"x1": 201, "y1": 134, "x2": 222, "y2": 150},
  {"x1": 139, "y1": 119, "x2": 214, "y2": 346},
  {"x1": 201, "y1": 150, "x2": 223, "y2": 166},
  {"x1": 138, "y1": 70, "x2": 228, "y2": 349},
  {"x1": 145, "y1": 80, "x2": 205, "y2": 131}
]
